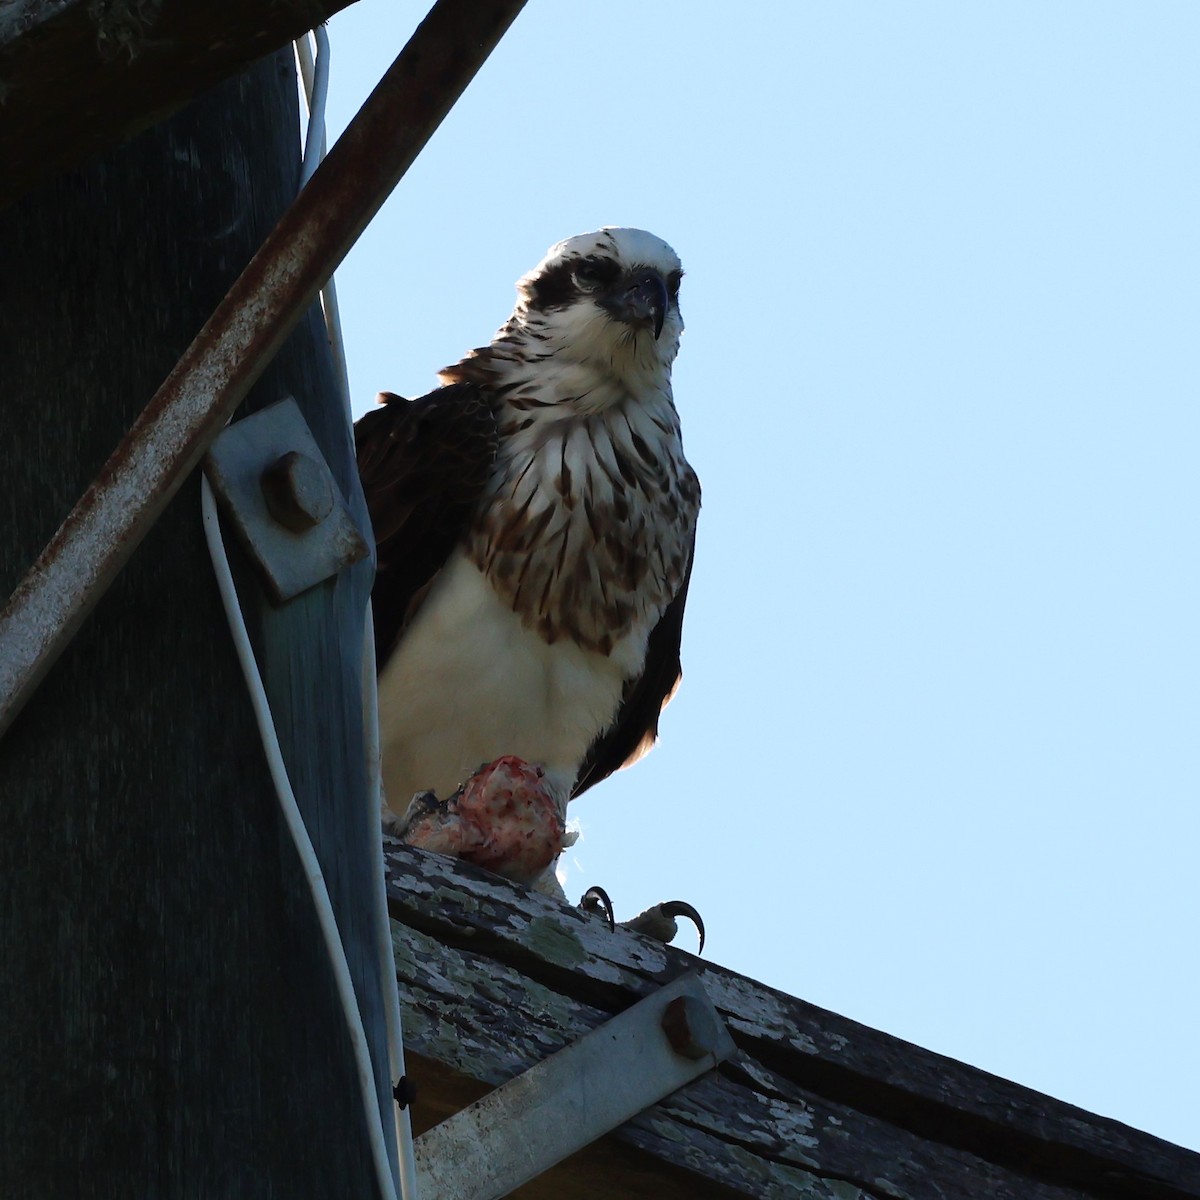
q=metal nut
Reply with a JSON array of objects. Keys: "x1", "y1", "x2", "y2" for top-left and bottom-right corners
[
  {"x1": 660, "y1": 994, "x2": 718, "y2": 1061},
  {"x1": 260, "y1": 450, "x2": 334, "y2": 532}
]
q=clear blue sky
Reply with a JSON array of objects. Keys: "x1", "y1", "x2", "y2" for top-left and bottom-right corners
[{"x1": 321, "y1": 2, "x2": 1199, "y2": 1152}]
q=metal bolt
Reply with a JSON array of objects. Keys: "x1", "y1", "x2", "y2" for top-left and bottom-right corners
[
  {"x1": 660, "y1": 994, "x2": 719, "y2": 1061},
  {"x1": 260, "y1": 450, "x2": 334, "y2": 532},
  {"x1": 393, "y1": 1075, "x2": 416, "y2": 1110}
]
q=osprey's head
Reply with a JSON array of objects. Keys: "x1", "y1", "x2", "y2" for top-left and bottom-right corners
[
  {"x1": 441, "y1": 228, "x2": 685, "y2": 410},
  {"x1": 510, "y1": 228, "x2": 684, "y2": 396}
]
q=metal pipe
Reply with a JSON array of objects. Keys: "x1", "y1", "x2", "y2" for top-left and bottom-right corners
[{"x1": 0, "y1": 0, "x2": 527, "y2": 738}]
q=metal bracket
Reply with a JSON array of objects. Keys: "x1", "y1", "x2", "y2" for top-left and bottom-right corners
[
  {"x1": 203, "y1": 398, "x2": 370, "y2": 604},
  {"x1": 412, "y1": 972, "x2": 736, "y2": 1200}
]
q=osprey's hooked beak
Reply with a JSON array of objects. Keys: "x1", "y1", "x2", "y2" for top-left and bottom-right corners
[{"x1": 604, "y1": 269, "x2": 669, "y2": 340}]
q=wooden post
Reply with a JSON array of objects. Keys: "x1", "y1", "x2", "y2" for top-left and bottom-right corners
[
  {"x1": 0, "y1": 50, "x2": 391, "y2": 1198},
  {"x1": 0, "y1": 0, "x2": 358, "y2": 208}
]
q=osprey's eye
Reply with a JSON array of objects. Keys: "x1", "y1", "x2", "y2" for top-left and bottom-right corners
[{"x1": 573, "y1": 259, "x2": 609, "y2": 290}]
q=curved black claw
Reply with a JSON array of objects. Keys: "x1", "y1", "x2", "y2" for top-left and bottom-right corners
[
  {"x1": 579, "y1": 885, "x2": 615, "y2": 931},
  {"x1": 622, "y1": 900, "x2": 706, "y2": 953},
  {"x1": 657, "y1": 900, "x2": 705, "y2": 955},
  {"x1": 383, "y1": 789, "x2": 438, "y2": 839}
]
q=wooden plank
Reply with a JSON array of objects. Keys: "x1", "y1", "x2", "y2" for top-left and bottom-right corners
[
  {"x1": 384, "y1": 842, "x2": 1200, "y2": 1200},
  {"x1": 0, "y1": 0, "x2": 357, "y2": 209}
]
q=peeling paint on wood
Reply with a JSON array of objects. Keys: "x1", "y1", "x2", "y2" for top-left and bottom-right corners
[{"x1": 524, "y1": 916, "x2": 588, "y2": 968}]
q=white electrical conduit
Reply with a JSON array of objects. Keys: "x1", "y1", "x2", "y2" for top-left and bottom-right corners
[
  {"x1": 296, "y1": 27, "x2": 354, "y2": 419},
  {"x1": 201, "y1": 477, "x2": 401, "y2": 1200},
  {"x1": 361, "y1": 607, "x2": 420, "y2": 1200}
]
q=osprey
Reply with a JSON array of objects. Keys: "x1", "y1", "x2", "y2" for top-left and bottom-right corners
[{"x1": 356, "y1": 228, "x2": 700, "y2": 901}]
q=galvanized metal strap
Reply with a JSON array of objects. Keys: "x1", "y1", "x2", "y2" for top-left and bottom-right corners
[{"x1": 413, "y1": 973, "x2": 736, "y2": 1200}]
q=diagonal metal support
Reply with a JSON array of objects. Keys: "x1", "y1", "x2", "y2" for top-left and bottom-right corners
[
  {"x1": 413, "y1": 972, "x2": 735, "y2": 1200},
  {"x1": 0, "y1": 0, "x2": 527, "y2": 739}
]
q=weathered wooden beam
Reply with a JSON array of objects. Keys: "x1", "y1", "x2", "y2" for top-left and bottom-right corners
[
  {"x1": 384, "y1": 842, "x2": 1200, "y2": 1200},
  {"x1": 0, "y1": 0, "x2": 355, "y2": 208}
]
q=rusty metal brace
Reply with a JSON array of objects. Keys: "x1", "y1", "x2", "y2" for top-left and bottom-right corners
[
  {"x1": 0, "y1": 0, "x2": 527, "y2": 738},
  {"x1": 412, "y1": 972, "x2": 735, "y2": 1200}
]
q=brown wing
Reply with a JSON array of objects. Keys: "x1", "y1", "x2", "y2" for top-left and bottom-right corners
[
  {"x1": 571, "y1": 537, "x2": 695, "y2": 798},
  {"x1": 355, "y1": 384, "x2": 498, "y2": 668}
]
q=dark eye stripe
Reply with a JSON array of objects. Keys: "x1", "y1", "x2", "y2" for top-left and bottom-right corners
[
  {"x1": 526, "y1": 255, "x2": 682, "y2": 311},
  {"x1": 528, "y1": 255, "x2": 620, "y2": 309},
  {"x1": 528, "y1": 261, "x2": 577, "y2": 309}
]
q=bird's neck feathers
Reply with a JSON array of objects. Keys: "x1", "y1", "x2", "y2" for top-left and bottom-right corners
[{"x1": 439, "y1": 298, "x2": 682, "y2": 425}]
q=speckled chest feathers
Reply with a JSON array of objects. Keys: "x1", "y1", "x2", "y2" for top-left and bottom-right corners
[{"x1": 465, "y1": 378, "x2": 697, "y2": 656}]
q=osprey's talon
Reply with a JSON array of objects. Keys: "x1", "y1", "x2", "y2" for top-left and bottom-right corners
[
  {"x1": 579, "y1": 885, "x2": 616, "y2": 931},
  {"x1": 382, "y1": 790, "x2": 436, "y2": 839},
  {"x1": 621, "y1": 900, "x2": 705, "y2": 954},
  {"x1": 579, "y1": 890, "x2": 705, "y2": 953}
]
